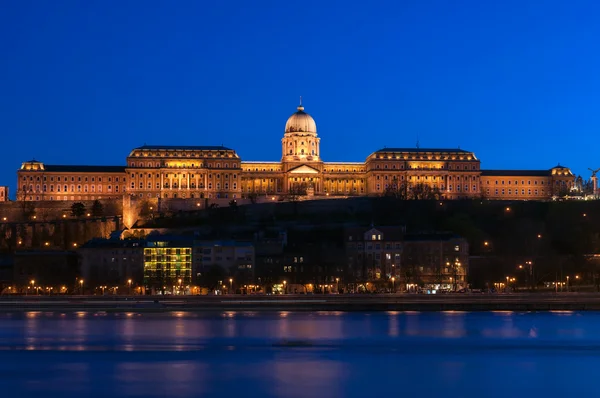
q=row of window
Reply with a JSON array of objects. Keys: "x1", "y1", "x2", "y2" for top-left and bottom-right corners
[
  {"x1": 375, "y1": 154, "x2": 473, "y2": 161},
  {"x1": 374, "y1": 163, "x2": 478, "y2": 170},
  {"x1": 486, "y1": 180, "x2": 546, "y2": 186},
  {"x1": 23, "y1": 175, "x2": 113, "y2": 182},
  {"x1": 130, "y1": 173, "x2": 237, "y2": 180},
  {"x1": 23, "y1": 184, "x2": 119, "y2": 193},
  {"x1": 29, "y1": 195, "x2": 119, "y2": 201},
  {"x1": 132, "y1": 182, "x2": 238, "y2": 190},
  {"x1": 487, "y1": 188, "x2": 546, "y2": 196},
  {"x1": 129, "y1": 161, "x2": 239, "y2": 168},
  {"x1": 375, "y1": 175, "x2": 477, "y2": 181},
  {"x1": 133, "y1": 151, "x2": 233, "y2": 158},
  {"x1": 376, "y1": 183, "x2": 478, "y2": 192}
]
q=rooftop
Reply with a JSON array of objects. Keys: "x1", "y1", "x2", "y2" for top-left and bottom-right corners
[
  {"x1": 80, "y1": 238, "x2": 145, "y2": 249},
  {"x1": 481, "y1": 169, "x2": 550, "y2": 177},
  {"x1": 133, "y1": 145, "x2": 234, "y2": 151},
  {"x1": 43, "y1": 165, "x2": 126, "y2": 173},
  {"x1": 375, "y1": 148, "x2": 472, "y2": 154},
  {"x1": 403, "y1": 233, "x2": 463, "y2": 241}
]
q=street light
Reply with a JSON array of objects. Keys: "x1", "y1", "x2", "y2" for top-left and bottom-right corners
[
  {"x1": 566, "y1": 276, "x2": 570, "y2": 292},
  {"x1": 336, "y1": 277, "x2": 340, "y2": 293},
  {"x1": 128, "y1": 279, "x2": 132, "y2": 295},
  {"x1": 30, "y1": 280, "x2": 35, "y2": 295},
  {"x1": 177, "y1": 278, "x2": 182, "y2": 295},
  {"x1": 391, "y1": 276, "x2": 395, "y2": 293},
  {"x1": 283, "y1": 280, "x2": 287, "y2": 294},
  {"x1": 79, "y1": 279, "x2": 84, "y2": 295},
  {"x1": 229, "y1": 278, "x2": 233, "y2": 294}
]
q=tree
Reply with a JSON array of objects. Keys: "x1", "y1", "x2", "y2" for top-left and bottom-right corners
[
  {"x1": 384, "y1": 177, "x2": 409, "y2": 199},
  {"x1": 91, "y1": 200, "x2": 104, "y2": 217},
  {"x1": 138, "y1": 200, "x2": 153, "y2": 219},
  {"x1": 198, "y1": 264, "x2": 227, "y2": 292},
  {"x1": 247, "y1": 192, "x2": 259, "y2": 204},
  {"x1": 70, "y1": 202, "x2": 86, "y2": 218},
  {"x1": 408, "y1": 183, "x2": 442, "y2": 200}
]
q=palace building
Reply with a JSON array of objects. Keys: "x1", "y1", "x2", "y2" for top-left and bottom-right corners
[{"x1": 16, "y1": 102, "x2": 575, "y2": 202}]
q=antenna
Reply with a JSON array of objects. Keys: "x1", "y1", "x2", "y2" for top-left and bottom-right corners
[
  {"x1": 416, "y1": 134, "x2": 420, "y2": 149},
  {"x1": 299, "y1": 96, "x2": 302, "y2": 106}
]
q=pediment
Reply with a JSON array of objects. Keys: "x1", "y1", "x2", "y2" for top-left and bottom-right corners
[
  {"x1": 365, "y1": 228, "x2": 382, "y2": 237},
  {"x1": 288, "y1": 164, "x2": 319, "y2": 174}
]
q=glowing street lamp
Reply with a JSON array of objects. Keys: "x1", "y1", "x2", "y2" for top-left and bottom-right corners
[
  {"x1": 79, "y1": 279, "x2": 84, "y2": 295},
  {"x1": 30, "y1": 280, "x2": 35, "y2": 295},
  {"x1": 391, "y1": 276, "x2": 395, "y2": 293},
  {"x1": 128, "y1": 279, "x2": 132, "y2": 295},
  {"x1": 229, "y1": 278, "x2": 233, "y2": 294},
  {"x1": 283, "y1": 280, "x2": 287, "y2": 294}
]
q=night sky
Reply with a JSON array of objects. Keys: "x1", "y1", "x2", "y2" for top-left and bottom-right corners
[{"x1": 2, "y1": 0, "x2": 599, "y2": 198}]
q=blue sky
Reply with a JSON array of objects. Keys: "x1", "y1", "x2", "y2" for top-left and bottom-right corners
[{"x1": 1, "y1": 0, "x2": 599, "y2": 197}]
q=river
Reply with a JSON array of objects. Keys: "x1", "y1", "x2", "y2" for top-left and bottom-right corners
[{"x1": 0, "y1": 310, "x2": 597, "y2": 397}]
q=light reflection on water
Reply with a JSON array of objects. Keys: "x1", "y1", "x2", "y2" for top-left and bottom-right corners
[{"x1": 1, "y1": 311, "x2": 600, "y2": 397}]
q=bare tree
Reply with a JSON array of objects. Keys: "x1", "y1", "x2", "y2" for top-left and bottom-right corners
[
  {"x1": 384, "y1": 177, "x2": 409, "y2": 199},
  {"x1": 408, "y1": 183, "x2": 442, "y2": 200}
]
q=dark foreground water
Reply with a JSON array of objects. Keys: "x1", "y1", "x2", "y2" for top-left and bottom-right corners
[{"x1": 0, "y1": 310, "x2": 598, "y2": 397}]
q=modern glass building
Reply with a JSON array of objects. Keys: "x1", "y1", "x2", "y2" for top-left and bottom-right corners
[{"x1": 144, "y1": 236, "x2": 193, "y2": 294}]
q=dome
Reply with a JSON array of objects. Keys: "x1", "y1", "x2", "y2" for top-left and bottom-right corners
[{"x1": 285, "y1": 104, "x2": 317, "y2": 134}]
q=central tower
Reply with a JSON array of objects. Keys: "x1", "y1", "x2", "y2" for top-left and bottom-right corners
[{"x1": 281, "y1": 99, "x2": 320, "y2": 162}]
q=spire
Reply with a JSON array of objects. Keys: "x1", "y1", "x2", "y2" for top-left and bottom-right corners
[
  {"x1": 416, "y1": 134, "x2": 420, "y2": 149},
  {"x1": 297, "y1": 96, "x2": 304, "y2": 112}
]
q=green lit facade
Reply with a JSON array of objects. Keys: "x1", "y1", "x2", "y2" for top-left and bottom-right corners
[{"x1": 144, "y1": 240, "x2": 192, "y2": 291}]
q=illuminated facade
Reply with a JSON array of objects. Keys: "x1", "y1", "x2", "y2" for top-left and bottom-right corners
[
  {"x1": 16, "y1": 102, "x2": 575, "y2": 202},
  {"x1": 0, "y1": 186, "x2": 7, "y2": 202},
  {"x1": 143, "y1": 239, "x2": 193, "y2": 293}
]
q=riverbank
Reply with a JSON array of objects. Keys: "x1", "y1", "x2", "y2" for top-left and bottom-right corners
[{"x1": 3, "y1": 293, "x2": 600, "y2": 312}]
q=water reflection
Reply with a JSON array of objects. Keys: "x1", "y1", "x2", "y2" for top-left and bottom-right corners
[
  {"x1": 270, "y1": 358, "x2": 347, "y2": 398},
  {"x1": 442, "y1": 311, "x2": 466, "y2": 338},
  {"x1": 2, "y1": 311, "x2": 600, "y2": 397}
]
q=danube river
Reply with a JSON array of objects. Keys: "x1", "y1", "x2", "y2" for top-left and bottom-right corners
[{"x1": 1, "y1": 311, "x2": 598, "y2": 397}]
